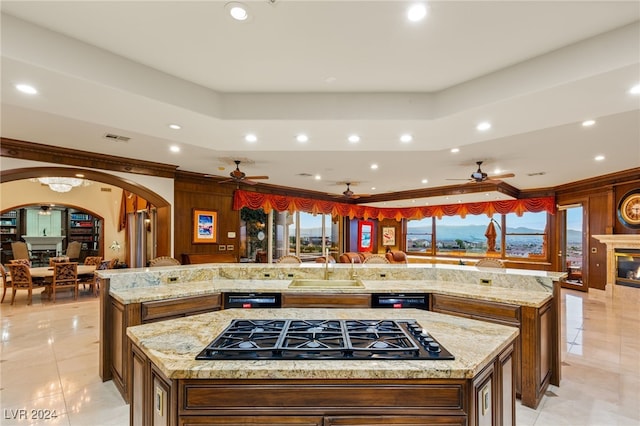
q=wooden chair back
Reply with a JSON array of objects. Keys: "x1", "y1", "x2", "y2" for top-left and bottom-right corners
[
  {"x1": 50, "y1": 262, "x2": 79, "y2": 302},
  {"x1": 83, "y1": 256, "x2": 103, "y2": 266},
  {"x1": 7, "y1": 263, "x2": 40, "y2": 305},
  {"x1": 476, "y1": 258, "x2": 505, "y2": 268},
  {"x1": 149, "y1": 256, "x2": 181, "y2": 267},
  {"x1": 385, "y1": 251, "x2": 408, "y2": 264},
  {"x1": 65, "y1": 241, "x2": 82, "y2": 261},
  {"x1": 362, "y1": 254, "x2": 390, "y2": 264},
  {"x1": 11, "y1": 241, "x2": 31, "y2": 263}
]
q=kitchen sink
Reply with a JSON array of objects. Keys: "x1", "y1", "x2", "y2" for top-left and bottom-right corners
[{"x1": 288, "y1": 279, "x2": 365, "y2": 288}]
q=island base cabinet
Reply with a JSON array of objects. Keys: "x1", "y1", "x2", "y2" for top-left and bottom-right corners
[{"x1": 130, "y1": 341, "x2": 515, "y2": 426}]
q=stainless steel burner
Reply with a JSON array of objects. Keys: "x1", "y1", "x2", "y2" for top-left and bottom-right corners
[{"x1": 196, "y1": 319, "x2": 454, "y2": 361}]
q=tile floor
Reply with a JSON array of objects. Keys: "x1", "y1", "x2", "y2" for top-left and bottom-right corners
[{"x1": 1, "y1": 284, "x2": 639, "y2": 425}]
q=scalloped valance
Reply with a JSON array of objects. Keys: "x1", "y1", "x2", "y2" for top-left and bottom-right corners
[{"x1": 233, "y1": 190, "x2": 556, "y2": 221}]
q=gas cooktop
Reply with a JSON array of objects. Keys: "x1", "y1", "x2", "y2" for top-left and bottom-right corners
[{"x1": 195, "y1": 319, "x2": 454, "y2": 361}]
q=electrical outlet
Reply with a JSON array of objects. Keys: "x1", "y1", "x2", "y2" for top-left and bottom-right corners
[
  {"x1": 168, "y1": 276, "x2": 178, "y2": 283},
  {"x1": 287, "y1": 273, "x2": 294, "y2": 278},
  {"x1": 480, "y1": 278, "x2": 492, "y2": 286},
  {"x1": 379, "y1": 273, "x2": 387, "y2": 278},
  {"x1": 264, "y1": 273, "x2": 271, "y2": 278}
]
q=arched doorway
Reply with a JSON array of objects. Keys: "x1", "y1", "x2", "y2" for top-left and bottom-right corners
[{"x1": 1, "y1": 167, "x2": 172, "y2": 262}]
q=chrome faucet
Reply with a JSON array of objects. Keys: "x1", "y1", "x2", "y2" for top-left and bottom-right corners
[
  {"x1": 350, "y1": 258, "x2": 358, "y2": 280},
  {"x1": 324, "y1": 249, "x2": 337, "y2": 280}
]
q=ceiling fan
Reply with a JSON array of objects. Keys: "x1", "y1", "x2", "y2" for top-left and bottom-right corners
[
  {"x1": 447, "y1": 161, "x2": 515, "y2": 183},
  {"x1": 215, "y1": 160, "x2": 269, "y2": 185},
  {"x1": 332, "y1": 182, "x2": 367, "y2": 199}
]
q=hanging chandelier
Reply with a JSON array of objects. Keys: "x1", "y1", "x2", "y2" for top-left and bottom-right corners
[{"x1": 35, "y1": 177, "x2": 90, "y2": 193}]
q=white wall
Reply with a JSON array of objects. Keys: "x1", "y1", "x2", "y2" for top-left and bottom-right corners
[{"x1": 0, "y1": 157, "x2": 175, "y2": 256}]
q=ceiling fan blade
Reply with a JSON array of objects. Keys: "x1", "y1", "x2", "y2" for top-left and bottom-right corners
[
  {"x1": 243, "y1": 175, "x2": 269, "y2": 180},
  {"x1": 488, "y1": 173, "x2": 515, "y2": 179},
  {"x1": 445, "y1": 178, "x2": 473, "y2": 181},
  {"x1": 217, "y1": 178, "x2": 236, "y2": 184}
]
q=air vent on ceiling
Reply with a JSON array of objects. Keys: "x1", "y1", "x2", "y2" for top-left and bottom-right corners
[
  {"x1": 527, "y1": 172, "x2": 546, "y2": 176},
  {"x1": 100, "y1": 187, "x2": 112, "y2": 192},
  {"x1": 297, "y1": 173, "x2": 313, "y2": 177},
  {"x1": 103, "y1": 133, "x2": 131, "y2": 142}
]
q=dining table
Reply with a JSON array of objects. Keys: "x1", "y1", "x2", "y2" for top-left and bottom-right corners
[{"x1": 29, "y1": 264, "x2": 97, "y2": 278}]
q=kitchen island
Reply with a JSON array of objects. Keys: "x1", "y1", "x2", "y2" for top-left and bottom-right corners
[
  {"x1": 98, "y1": 263, "x2": 563, "y2": 410},
  {"x1": 127, "y1": 307, "x2": 518, "y2": 426}
]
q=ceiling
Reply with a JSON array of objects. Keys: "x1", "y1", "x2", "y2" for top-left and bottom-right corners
[{"x1": 1, "y1": 1, "x2": 639, "y2": 207}]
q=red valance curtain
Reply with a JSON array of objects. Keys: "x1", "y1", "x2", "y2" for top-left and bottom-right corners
[{"x1": 233, "y1": 190, "x2": 556, "y2": 220}]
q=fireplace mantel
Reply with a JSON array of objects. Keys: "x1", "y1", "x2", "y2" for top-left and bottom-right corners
[{"x1": 593, "y1": 234, "x2": 640, "y2": 285}]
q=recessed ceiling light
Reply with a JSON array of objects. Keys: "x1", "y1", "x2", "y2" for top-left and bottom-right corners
[
  {"x1": 400, "y1": 134, "x2": 413, "y2": 143},
  {"x1": 450, "y1": 148, "x2": 460, "y2": 153},
  {"x1": 629, "y1": 84, "x2": 640, "y2": 95},
  {"x1": 370, "y1": 164, "x2": 378, "y2": 170},
  {"x1": 170, "y1": 145, "x2": 181, "y2": 153},
  {"x1": 75, "y1": 174, "x2": 84, "y2": 178},
  {"x1": 582, "y1": 120, "x2": 595, "y2": 127},
  {"x1": 371, "y1": 187, "x2": 376, "y2": 191},
  {"x1": 296, "y1": 134, "x2": 309, "y2": 143},
  {"x1": 476, "y1": 121, "x2": 491, "y2": 131},
  {"x1": 407, "y1": 4, "x2": 427, "y2": 22},
  {"x1": 169, "y1": 124, "x2": 181, "y2": 130},
  {"x1": 421, "y1": 179, "x2": 428, "y2": 184},
  {"x1": 594, "y1": 155, "x2": 605, "y2": 161},
  {"x1": 15, "y1": 84, "x2": 37, "y2": 94},
  {"x1": 314, "y1": 174, "x2": 321, "y2": 180},
  {"x1": 226, "y1": 2, "x2": 249, "y2": 21},
  {"x1": 245, "y1": 133, "x2": 257, "y2": 143},
  {"x1": 493, "y1": 168, "x2": 501, "y2": 174},
  {"x1": 348, "y1": 134, "x2": 360, "y2": 143}
]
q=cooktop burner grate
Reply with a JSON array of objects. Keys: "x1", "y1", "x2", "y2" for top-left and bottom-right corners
[{"x1": 196, "y1": 319, "x2": 454, "y2": 361}]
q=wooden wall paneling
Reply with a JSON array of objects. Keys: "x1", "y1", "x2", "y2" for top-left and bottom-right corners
[
  {"x1": 173, "y1": 176, "x2": 239, "y2": 260},
  {"x1": 588, "y1": 192, "x2": 610, "y2": 290}
]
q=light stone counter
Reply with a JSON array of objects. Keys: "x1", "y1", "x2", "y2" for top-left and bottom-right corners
[
  {"x1": 109, "y1": 278, "x2": 552, "y2": 307},
  {"x1": 126, "y1": 307, "x2": 519, "y2": 381}
]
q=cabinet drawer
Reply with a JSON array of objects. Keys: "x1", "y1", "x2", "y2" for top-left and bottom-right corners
[
  {"x1": 281, "y1": 293, "x2": 371, "y2": 308},
  {"x1": 431, "y1": 294, "x2": 520, "y2": 326},
  {"x1": 142, "y1": 294, "x2": 221, "y2": 322}
]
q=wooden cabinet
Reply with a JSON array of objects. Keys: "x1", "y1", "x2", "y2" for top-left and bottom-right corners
[
  {"x1": 281, "y1": 293, "x2": 371, "y2": 308},
  {"x1": 108, "y1": 294, "x2": 222, "y2": 402},
  {"x1": 129, "y1": 342, "x2": 515, "y2": 426},
  {"x1": 431, "y1": 293, "x2": 554, "y2": 409}
]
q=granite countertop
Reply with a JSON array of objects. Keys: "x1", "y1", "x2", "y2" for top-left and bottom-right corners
[
  {"x1": 126, "y1": 308, "x2": 519, "y2": 381},
  {"x1": 110, "y1": 278, "x2": 552, "y2": 307}
]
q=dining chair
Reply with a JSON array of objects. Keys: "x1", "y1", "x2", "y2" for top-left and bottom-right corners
[
  {"x1": 7, "y1": 263, "x2": 43, "y2": 306},
  {"x1": 475, "y1": 258, "x2": 505, "y2": 268},
  {"x1": 65, "y1": 241, "x2": 82, "y2": 262},
  {"x1": 91, "y1": 259, "x2": 111, "y2": 297},
  {"x1": 276, "y1": 255, "x2": 302, "y2": 264},
  {"x1": 362, "y1": 254, "x2": 390, "y2": 264},
  {"x1": 79, "y1": 256, "x2": 102, "y2": 291},
  {"x1": 50, "y1": 262, "x2": 79, "y2": 303},
  {"x1": 149, "y1": 256, "x2": 181, "y2": 267},
  {"x1": 49, "y1": 256, "x2": 70, "y2": 266},
  {"x1": 10, "y1": 241, "x2": 35, "y2": 265},
  {"x1": 0, "y1": 264, "x2": 12, "y2": 303}
]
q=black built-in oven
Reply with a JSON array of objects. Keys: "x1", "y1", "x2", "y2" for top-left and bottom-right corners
[
  {"x1": 223, "y1": 293, "x2": 282, "y2": 309},
  {"x1": 371, "y1": 293, "x2": 429, "y2": 310}
]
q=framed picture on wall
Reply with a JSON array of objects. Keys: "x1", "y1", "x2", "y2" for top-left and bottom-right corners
[
  {"x1": 358, "y1": 220, "x2": 373, "y2": 252},
  {"x1": 382, "y1": 226, "x2": 396, "y2": 246},
  {"x1": 193, "y1": 209, "x2": 218, "y2": 243}
]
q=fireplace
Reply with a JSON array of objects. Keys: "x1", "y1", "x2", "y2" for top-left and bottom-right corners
[
  {"x1": 615, "y1": 249, "x2": 640, "y2": 288},
  {"x1": 593, "y1": 235, "x2": 640, "y2": 288}
]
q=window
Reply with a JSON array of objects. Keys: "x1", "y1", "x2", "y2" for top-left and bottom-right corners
[
  {"x1": 504, "y1": 212, "x2": 548, "y2": 258},
  {"x1": 406, "y1": 217, "x2": 433, "y2": 254},
  {"x1": 241, "y1": 208, "x2": 337, "y2": 262},
  {"x1": 435, "y1": 215, "x2": 501, "y2": 256}
]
